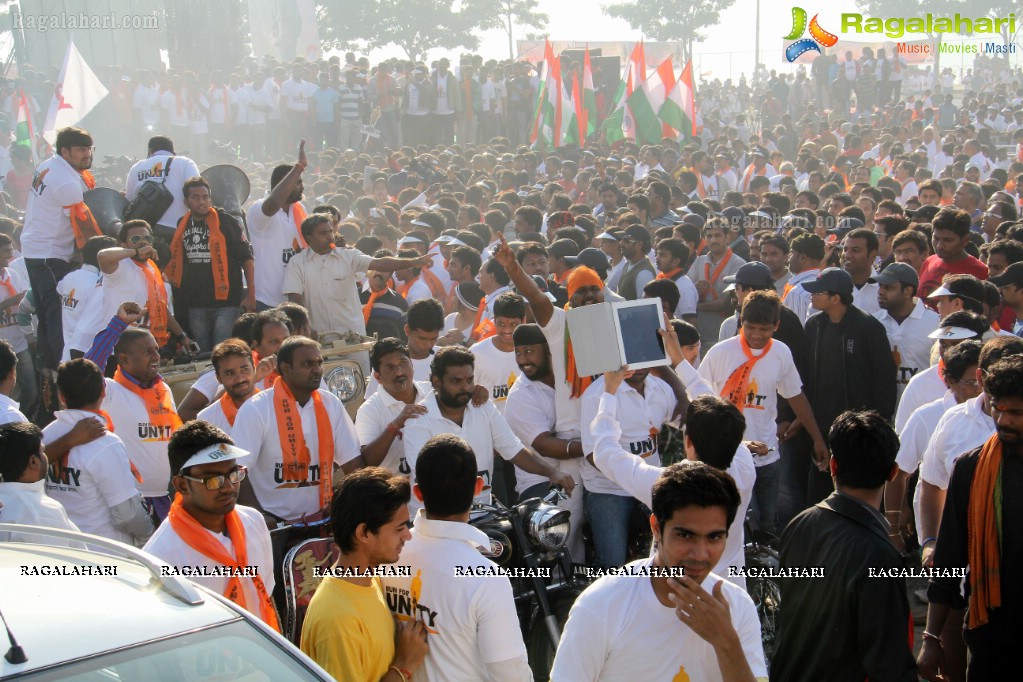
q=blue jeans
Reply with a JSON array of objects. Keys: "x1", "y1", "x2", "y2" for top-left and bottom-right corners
[
  {"x1": 584, "y1": 489, "x2": 637, "y2": 569},
  {"x1": 749, "y1": 459, "x2": 781, "y2": 536},
  {"x1": 188, "y1": 307, "x2": 243, "y2": 353}
]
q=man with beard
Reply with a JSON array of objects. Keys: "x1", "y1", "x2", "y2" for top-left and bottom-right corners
[
  {"x1": 143, "y1": 421, "x2": 278, "y2": 631},
  {"x1": 688, "y1": 217, "x2": 746, "y2": 347},
  {"x1": 871, "y1": 263, "x2": 939, "y2": 403},
  {"x1": 231, "y1": 336, "x2": 361, "y2": 525},
  {"x1": 550, "y1": 460, "x2": 765, "y2": 681},
  {"x1": 402, "y1": 346, "x2": 575, "y2": 514},
  {"x1": 353, "y1": 337, "x2": 430, "y2": 478},
  {"x1": 198, "y1": 340, "x2": 260, "y2": 432},
  {"x1": 919, "y1": 356, "x2": 1023, "y2": 680},
  {"x1": 505, "y1": 323, "x2": 584, "y2": 555},
  {"x1": 617, "y1": 225, "x2": 657, "y2": 301}
]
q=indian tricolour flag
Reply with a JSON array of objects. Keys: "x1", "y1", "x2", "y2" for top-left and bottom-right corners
[
  {"x1": 601, "y1": 40, "x2": 646, "y2": 145},
  {"x1": 14, "y1": 90, "x2": 38, "y2": 162},
  {"x1": 659, "y1": 60, "x2": 697, "y2": 141},
  {"x1": 626, "y1": 56, "x2": 674, "y2": 145}
]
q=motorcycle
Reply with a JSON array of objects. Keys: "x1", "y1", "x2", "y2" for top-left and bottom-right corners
[
  {"x1": 743, "y1": 515, "x2": 782, "y2": 666},
  {"x1": 471, "y1": 488, "x2": 590, "y2": 682}
]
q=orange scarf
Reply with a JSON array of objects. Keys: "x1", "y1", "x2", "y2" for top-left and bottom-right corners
[
  {"x1": 552, "y1": 270, "x2": 571, "y2": 285},
  {"x1": 67, "y1": 169, "x2": 100, "y2": 249},
  {"x1": 564, "y1": 304, "x2": 592, "y2": 399},
  {"x1": 113, "y1": 368, "x2": 181, "y2": 438},
  {"x1": 720, "y1": 332, "x2": 772, "y2": 410},
  {"x1": 362, "y1": 287, "x2": 389, "y2": 324},
  {"x1": 136, "y1": 259, "x2": 170, "y2": 346},
  {"x1": 697, "y1": 239, "x2": 707, "y2": 255},
  {"x1": 165, "y1": 210, "x2": 230, "y2": 301},
  {"x1": 173, "y1": 89, "x2": 187, "y2": 116},
  {"x1": 420, "y1": 267, "x2": 446, "y2": 299},
  {"x1": 219, "y1": 388, "x2": 258, "y2": 428},
  {"x1": 252, "y1": 351, "x2": 279, "y2": 390},
  {"x1": 470, "y1": 297, "x2": 496, "y2": 342},
  {"x1": 656, "y1": 267, "x2": 683, "y2": 280},
  {"x1": 967, "y1": 433, "x2": 1005, "y2": 630},
  {"x1": 740, "y1": 164, "x2": 767, "y2": 192},
  {"x1": 703, "y1": 248, "x2": 733, "y2": 300},
  {"x1": 782, "y1": 282, "x2": 796, "y2": 301},
  {"x1": 290, "y1": 203, "x2": 308, "y2": 251},
  {"x1": 273, "y1": 377, "x2": 333, "y2": 511},
  {"x1": 167, "y1": 496, "x2": 281, "y2": 632},
  {"x1": 0, "y1": 269, "x2": 17, "y2": 315}
]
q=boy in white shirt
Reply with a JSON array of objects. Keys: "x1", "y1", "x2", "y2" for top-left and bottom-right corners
[{"x1": 698, "y1": 290, "x2": 828, "y2": 534}]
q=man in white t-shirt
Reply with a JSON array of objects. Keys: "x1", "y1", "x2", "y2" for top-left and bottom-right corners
[
  {"x1": 579, "y1": 366, "x2": 675, "y2": 569},
  {"x1": 22, "y1": 127, "x2": 95, "y2": 370},
  {"x1": 591, "y1": 369, "x2": 756, "y2": 587},
  {"x1": 82, "y1": 303, "x2": 185, "y2": 523},
  {"x1": 0, "y1": 233, "x2": 34, "y2": 417},
  {"x1": 0, "y1": 339, "x2": 28, "y2": 424},
  {"x1": 382, "y1": 434, "x2": 533, "y2": 682},
  {"x1": 353, "y1": 338, "x2": 430, "y2": 477},
  {"x1": 403, "y1": 346, "x2": 575, "y2": 514},
  {"x1": 124, "y1": 136, "x2": 200, "y2": 238},
  {"x1": 197, "y1": 339, "x2": 261, "y2": 432},
  {"x1": 698, "y1": 290, "x2": 828, "y2": 535},
  {"x1": 0, "y1": 422, "x2": 83, "y2": 547},
  {"x1": 57, "y1": 235, "x2": 112, "y2": 363},
  {"x1": 144, "y1": 421, "x2": 279, "y2": 631},
  {"x1": 247, "y1": 142, "x2": 310, "y2": 310},
  {"x1": 44, "y1": 358, "x2": 154, "y2": 546},
  {"x1": 550, "y1": 459, "x2": 766, "y2": 682},
  {"x1": 231, "y1": 336, "x2": 360, "y2": 524}
]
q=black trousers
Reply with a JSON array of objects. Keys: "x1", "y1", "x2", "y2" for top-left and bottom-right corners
[{"x1": 26, "y1": 257, "x2": 76, "y2": 369}]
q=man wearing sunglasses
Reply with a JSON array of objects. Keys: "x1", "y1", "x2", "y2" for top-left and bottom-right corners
[
  {"x1": 69, "y1": 219, "x2": 196, "y2": 363},
  {"x1": 144, "y1": 420, "x2": 279, "y2": 631}
]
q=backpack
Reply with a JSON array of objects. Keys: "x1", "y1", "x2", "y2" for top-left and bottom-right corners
[{"x1": 124, "y1": 156, "x2": 175, "y2": 227}]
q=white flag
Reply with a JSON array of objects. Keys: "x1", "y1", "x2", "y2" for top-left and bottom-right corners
[{"x1": 42, "y1": 39, "x2": 109, "y2": 145}]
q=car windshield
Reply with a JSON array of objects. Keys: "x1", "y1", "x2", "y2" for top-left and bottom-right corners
[{"x1": 15, "y1": 620, "x2": 325, "y2": 681}]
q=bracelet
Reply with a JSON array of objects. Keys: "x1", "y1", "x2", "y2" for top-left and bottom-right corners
[
  {"x1": 386, "y1": 422, "x2": 402, "y2": 438},
  {"x1": 922, "y1": 631, "x2": 942, "y2": 644},
  {"x1": 921, "y1": 537, "x2": 938, "y2": 548},
  {"x1": 389, "y1": 666, "x2": 411, "y2": 682},
  {"x1": 565, "y1": 439, "x2": 572, "y2": 457}
]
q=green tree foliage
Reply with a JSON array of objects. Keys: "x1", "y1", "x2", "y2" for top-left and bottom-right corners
[
  {"x1": 165, "y1": 0, "x2": 250, "y2": 71},
  {"x1": 602, "y1": 0, "x2": 736, "y2": 62}
]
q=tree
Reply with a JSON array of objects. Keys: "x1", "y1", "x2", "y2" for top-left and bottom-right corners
[
  {"x1": 602, "y1": 0, "x2": 735, "y2": 64},
  {"x1": 855, "y1": 0, "x2": 959, "y2": 73},
  {"x1": 318, "y1": 0, "x2": 490, "y2": 62},
  {"x1": 165, "y1": 0, "x2": 249, "y2": 71},
  {"x1": 960, "y1": 0, "x2": 1022, "y2": 61},
  {"x1": 487, "y1": 0, "x2": 549, "y2": 60}
]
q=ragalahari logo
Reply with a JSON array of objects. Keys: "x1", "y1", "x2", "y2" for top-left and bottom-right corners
[{"x1": 784, "y1": 7, "x2": 839, "y2": 62}]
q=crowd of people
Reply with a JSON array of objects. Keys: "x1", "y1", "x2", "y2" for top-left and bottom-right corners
[{"x1": 0, "y1": 44, "x2": 1022, "y2": 682}]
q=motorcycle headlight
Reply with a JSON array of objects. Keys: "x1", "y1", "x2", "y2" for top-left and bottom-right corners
[
  {"x1": 324, "y1": 363, "x2": 364, "y2": 404},
  {"x1": 527, "y1": 504, "x2": 570, "y2": 553}
]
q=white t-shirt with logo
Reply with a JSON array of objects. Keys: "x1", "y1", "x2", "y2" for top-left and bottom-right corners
[
  {"x1": 280, "y1": 79, "x2": 314, "y2": 112},
  {"x1": 894, "y1": 364, "x2": 945, "y2": 434},
  {"x1": 57, "y1": 264, "x2": 102, "y2": 361},
  {"x1": 354, "y1": 380, "x2": 431, "y2": 476},
  {"x1": 143, "y1": 504, "x2": 274, "y2": 622},
  {"x1": 579, "y1": 374, "x2": 675, "y2": 495},
  {"x1": 231, "y1": 386, "x2": 358, "y2": 522},
  {"x1": 873, "y1": 300, "x2": 940, "y2": 403},
  {"x1": 468, "y1": 337, "x2": 519, "y2": 415},
  {"x1": 403, "y1": 395, "x2": 522, "y2": 512},
  {"x1": 0, "y1": 266, "x2": 28, "y2": 353},
  {"x1": 42, "y1": 408, "x2": 140, "y2": 544},
  {"x1": 102, "y1": 377, "x2": 179, "y2": 497},
  {"x1": 380, "y1": 513, "x2": 527, "y2": 682},
  {"x1": 22, "y1": 153, "x2": 89, "y2": 261},
  {"x1": 247, "y1": 199, "x2": 305, "y2": 308},
  {"x1": 540, "y1": 307, "x2": 584, "y2": 438},
  {"x1": 197, "y1": 397, "x2": 233, "y2": 434},
  {"x1": 124, "y1": 151, "x2": 201, "y2": 229},
  {"x1": 550, "y1": 561, "x2": 767, "y2": 682},
  {"x1": 698, "y1": 336, "x2": 803, "y2": 464}
]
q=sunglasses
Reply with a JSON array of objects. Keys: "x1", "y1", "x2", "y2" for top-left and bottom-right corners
[
  {"x1": 180, "y1": 466, "x2": 247, "y2": 490},
  {"x1": 128, "y1": 234, "x2": 154, "y2": 246}
]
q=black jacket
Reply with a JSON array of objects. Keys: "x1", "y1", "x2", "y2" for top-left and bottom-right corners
[
  {"x1": 771, "y1": 493, "x2": 917, "y2": 682},
  {"x1": 800, "y1": 304, "x2": 897, "y2": 433}
]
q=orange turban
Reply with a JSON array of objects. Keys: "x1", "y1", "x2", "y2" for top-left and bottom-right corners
[{"x1": 565, "y1": 266, "x2": 604, "y2": 301}]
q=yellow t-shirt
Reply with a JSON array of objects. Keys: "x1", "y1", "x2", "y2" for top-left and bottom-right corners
[{"x1": 300, "y1": 576, "x2": 395, "y2": 681}]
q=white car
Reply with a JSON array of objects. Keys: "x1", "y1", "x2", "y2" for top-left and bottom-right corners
[{"x1": 0, "y1": 524, "x2": 333, "y2": 681}]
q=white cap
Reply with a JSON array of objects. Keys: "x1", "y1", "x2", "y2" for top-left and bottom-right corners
[
  {"x1": 180, "y1": 443, "x2": 250, "y2": 472},
  {"x1": 410, "y1": 219, "x2": 431, "y2": 228},
  {"x1": 927, "y1": 326, "x2": 978, "y2": 340},
  {"x1": 447, "y1": 238, "x2": 467, "y2": 247},
  {"x1": 397, "y1": 235, "x2": 424, "y2": 245},
  {"x1": 927, "y1": 285, "x2": 954, "y2": 298},
  {"x1": 595, "y1": 231, "x2": 619, "y2": 241}
]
